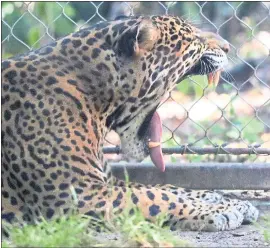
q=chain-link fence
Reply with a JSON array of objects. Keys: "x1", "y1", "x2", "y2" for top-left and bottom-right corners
[{"x1": 2, "y1": 2, "x2": 270, "y2": 163}]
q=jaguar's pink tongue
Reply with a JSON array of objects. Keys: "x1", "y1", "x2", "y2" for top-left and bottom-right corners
[{"x1": 149, "y1": 112, "x2": 165, "y2": 172}]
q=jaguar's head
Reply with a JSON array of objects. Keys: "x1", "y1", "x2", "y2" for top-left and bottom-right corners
[{"x1": 104, "y1": 15, "x2": 229, "y2": 171}]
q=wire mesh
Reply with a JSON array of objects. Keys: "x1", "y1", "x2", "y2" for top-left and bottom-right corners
[{"x1": 2, "y1": 2, "x2": 270, "y2": 163}]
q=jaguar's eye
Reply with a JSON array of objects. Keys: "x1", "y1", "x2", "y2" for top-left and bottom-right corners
[{"x1": 114, "y1": 15, "x2": 129, "y2": 21}]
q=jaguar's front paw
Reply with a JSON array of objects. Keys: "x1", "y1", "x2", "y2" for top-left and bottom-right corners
[
  {"x1": 201, "y1": 208, "x2": 244, "y2": 231},
  {"x1": 233, "y1": 200, "x2": 259, "y2": 224}
]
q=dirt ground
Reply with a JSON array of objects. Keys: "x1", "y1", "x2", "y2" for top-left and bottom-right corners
[
  {"x1": 96, "y1": 208, "x2": 269, "y2": 247},
  {"x1": 176, "y1": 211, "x2": 270, "y2": 247}
]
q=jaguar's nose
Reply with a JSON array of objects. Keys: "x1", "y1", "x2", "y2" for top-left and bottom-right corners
[
  {"x1": 213, "y1": 33, "x2": 230, "y2": 54},
  {"x1": 211, "y1": 33, "x2": 230, "y2": 54},
  {"x1": 221, "y1": 43, "x2": 230, "y2": 53},
  {"x1": 199, "y1": 30, "x2": 230, "y2": 53},
  {"x1": 221, "y1": 42, "x2": 230, "y2": 54}
]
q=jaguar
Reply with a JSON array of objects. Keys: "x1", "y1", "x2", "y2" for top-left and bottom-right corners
[{"x1": 2, "y1": 15, "x2": 259, "y2": 231}]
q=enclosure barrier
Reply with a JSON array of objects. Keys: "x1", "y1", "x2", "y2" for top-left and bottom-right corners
[{"x1": 103, "y1": 146, "x2": 270, "y2": 155}]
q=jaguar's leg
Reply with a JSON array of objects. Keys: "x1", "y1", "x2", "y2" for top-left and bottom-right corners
[
  {"x1": 110, "y1": 179, "x2": 258, "y2": 225},
  {"x1": 77, "y1": 181, "x2": 246, "y2": 231},
  {"x1": 156, "y1": 184, "x2": 259, "y2": 224},
  {"x1": 110, "y1": 178, "x2": 225, "y2": 205},
  {"x1": 156, "y1": 184, "x2": 224, "y2": 203}
]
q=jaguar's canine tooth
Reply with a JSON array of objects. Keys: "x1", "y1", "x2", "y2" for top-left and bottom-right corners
[
  {"x1": 207, "y1": 72, "x2": 214, "y2": 85},
  {"x1": 214, "y1": 70, "x2": 221, "y2": 86},
  {"x1": 207, "y1": 69, "x2": 221, "y2": 86},
  {"x1": 148, "y1": 141, "x2": 161, "y2": 148}
]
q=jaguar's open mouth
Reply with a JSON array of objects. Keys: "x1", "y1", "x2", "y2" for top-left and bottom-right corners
[
  {"x1": 184, "y1": 54, "x2": 224, "y2": 86},
  {"x1": 147, "y1": 56, "x2": 224, "y2": 172}
]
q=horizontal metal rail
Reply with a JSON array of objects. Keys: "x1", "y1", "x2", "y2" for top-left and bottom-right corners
[{"x1": 103, "y1": 146, "x2": 270, "y2": 155}]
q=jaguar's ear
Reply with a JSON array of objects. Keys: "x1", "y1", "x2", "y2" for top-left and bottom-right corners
[{"x1": 116, "y1": 19, "x2": 160, "y2": 57}]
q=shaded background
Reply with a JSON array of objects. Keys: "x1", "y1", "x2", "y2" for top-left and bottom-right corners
[{"x1": 2, "y1": 2, "x2": 270, "y2": 163}]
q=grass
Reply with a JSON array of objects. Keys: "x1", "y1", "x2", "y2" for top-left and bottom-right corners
[
  {"x1": 2, "y1": 215, "x2": 98, "y2": 247},
  {"x1": 2, "y1": 211, "x2": 190, "y2": 247},
  {"x1": 258, "y1": 215, "x2": 270, "y2": 242},
  {"x1": 253, "y1": 213, "x2": 270, "y2": 244},
  {"x1": 2, "y1": 189, "x2": 191, "y2": 247},
  {"x1": 109, "y1": 206, "x2": 191, "y2": 247}
]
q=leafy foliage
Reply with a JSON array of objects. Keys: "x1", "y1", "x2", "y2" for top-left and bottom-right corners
[{"x1": 2, "y1": 206, "x2": 190, "y2": 248}]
